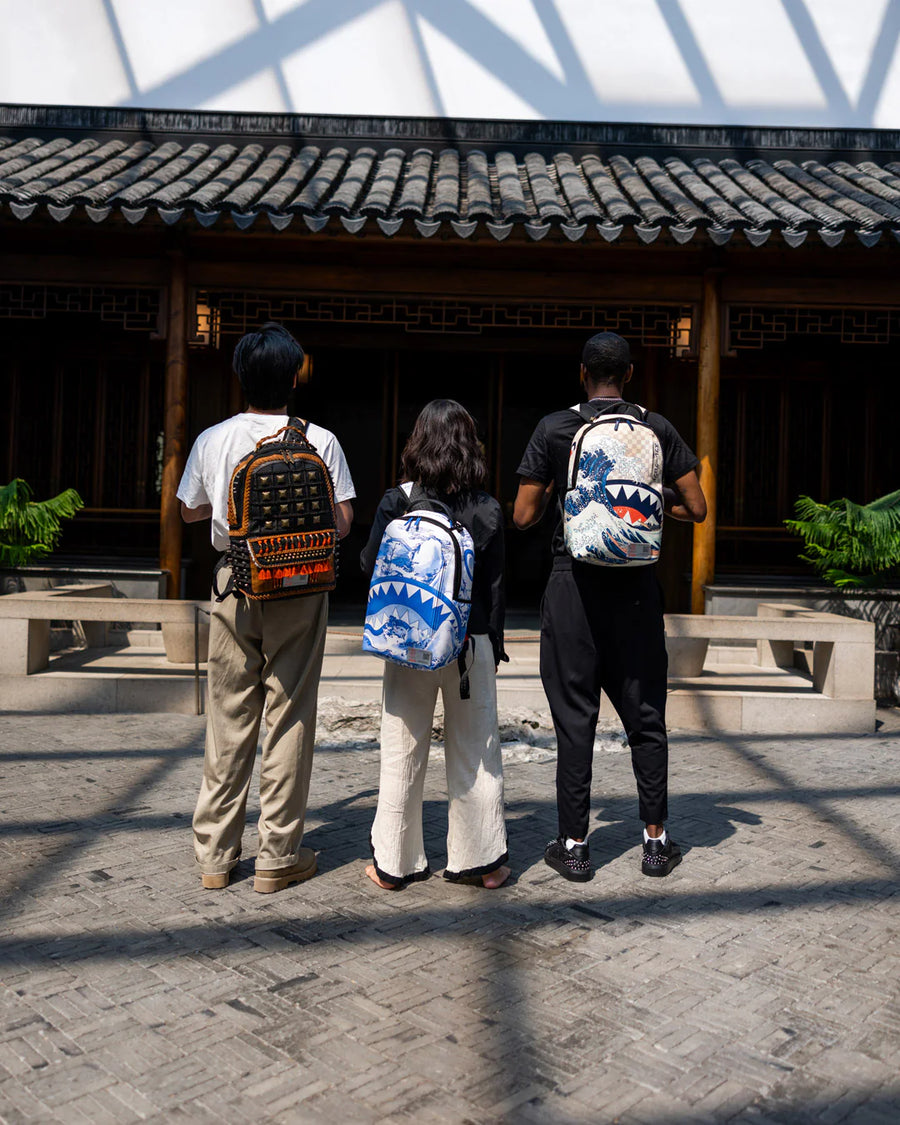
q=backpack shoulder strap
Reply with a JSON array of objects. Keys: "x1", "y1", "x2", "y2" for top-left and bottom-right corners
[
  {"x1": 212, "y1": 555, "x2": 236, "y2": 602},
  {"x1": 615, "y1": 401, "x2": 649, "y2": 421},
  {"x1": 570, "y1": 403, "x2": 597, "y2": 423},
  {"x1": 287, "y1": 416, "x2": 315, "y2": 448},
  {"x1": 404, "y1": 483, "x2": 453, "y2": 519}
]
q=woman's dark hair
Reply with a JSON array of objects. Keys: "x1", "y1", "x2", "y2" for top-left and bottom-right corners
[
  {"x1": 400, "y1": 399, "x2": 487, "y2": 495},
  {"x1": 232, "y1": 322, "x2": 304, "y2": 409}
]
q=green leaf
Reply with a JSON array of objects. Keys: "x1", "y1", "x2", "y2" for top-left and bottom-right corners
[
  {"x1": 0, "y1": 479, "x2": 84, "y2": 570},
  {"x1": 784, "y1": 490, "x2": 900, "y2": 588}
]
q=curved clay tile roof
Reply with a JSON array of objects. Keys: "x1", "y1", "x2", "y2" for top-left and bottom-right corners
[{"x1": 3, "y1": 107, "x2": 900, "y2": 247}]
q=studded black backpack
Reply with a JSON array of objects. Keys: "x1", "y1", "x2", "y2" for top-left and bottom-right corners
[{"x1": 215, "y1": 417, "x2": 338, "y2": 601}]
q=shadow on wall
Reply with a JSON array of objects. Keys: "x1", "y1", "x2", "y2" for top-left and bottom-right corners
[{"x1": 54, "y1": 0, "x2": 900, "y2": 130}]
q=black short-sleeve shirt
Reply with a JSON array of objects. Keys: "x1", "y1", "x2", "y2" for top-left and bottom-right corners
[{"x1": 516, "y1": 397, "x2": 699, "y2": 558}]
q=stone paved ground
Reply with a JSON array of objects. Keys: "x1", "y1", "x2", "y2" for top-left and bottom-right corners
[{"x1": 0, "y1": 701, "x2": 899, "y2": 1124}]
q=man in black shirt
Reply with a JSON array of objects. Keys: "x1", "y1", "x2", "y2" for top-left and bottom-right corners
[{"x1": 514, "y1": 332, "x2": 706, "y2": 881}]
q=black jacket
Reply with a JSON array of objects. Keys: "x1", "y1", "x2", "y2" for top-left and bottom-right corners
[{"x1": 360, "y1": 485, "x2": 506, "y2": 664}]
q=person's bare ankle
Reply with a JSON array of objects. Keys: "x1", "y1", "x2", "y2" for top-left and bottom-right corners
[
  {"x1": 365, "y1": 863, "x2": 398, "y2": 890},
  {"x1": 482, "y1": 865, "x2": 510, "y2": 889}
]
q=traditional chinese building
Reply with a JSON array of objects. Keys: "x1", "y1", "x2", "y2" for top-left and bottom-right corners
[{"x1": 2, "y1": 103, "x2": 899, "y2": 609}]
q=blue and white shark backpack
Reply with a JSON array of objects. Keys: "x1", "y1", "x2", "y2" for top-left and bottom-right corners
[
  {"x1": 563, "y1": 403, "x2": 664, "y2": 567},
  {"x1": 362, "y1": 485, "x2": 474, "y2": 670}
]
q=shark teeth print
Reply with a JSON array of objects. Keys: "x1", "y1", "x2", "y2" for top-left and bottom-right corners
[
  {"x1": 365, "y1": 581, "x2": 453, "y2": 626},
  {"x1": 607, "y1": 481, "x2": 662, "y2": 526}
]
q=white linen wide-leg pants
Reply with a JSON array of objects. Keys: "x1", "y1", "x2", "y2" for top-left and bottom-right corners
[{"x1": 371, "y1": 634, "x2": 508, "y2": 884}]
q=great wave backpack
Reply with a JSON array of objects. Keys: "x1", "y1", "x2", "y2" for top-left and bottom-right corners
[
  {"x1": 215, "y1": 417, "x2": 338, "y2": 600},
  {"x1": 362, "y1": 483, "x2": 474, "y2": 678},
  {"x1": 563, "y1": 401, "x2": 664, "y2": 566}
]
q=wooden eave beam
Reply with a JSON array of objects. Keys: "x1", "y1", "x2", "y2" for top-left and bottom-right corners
[
  {"x1": 0, "y1": 254, "x2": 167, "y2": 286},
  {"x1": 722, "y1": 274, "x2": 900, "y2": 305},
  {"x1": 4, "y1": 255, "x2": 900, "y2": 308},
  {"x1": 185, "y1": 260, "x2": 702, "y2": 303}
]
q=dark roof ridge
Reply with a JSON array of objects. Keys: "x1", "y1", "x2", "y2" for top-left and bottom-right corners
[{"x1": 5, "y1": 102, "x2": 900, "y2": 162}]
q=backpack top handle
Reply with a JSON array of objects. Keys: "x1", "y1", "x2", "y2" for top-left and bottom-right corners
[{"x1": 255, "y1": 416, "x2": 311, "y2": 450}]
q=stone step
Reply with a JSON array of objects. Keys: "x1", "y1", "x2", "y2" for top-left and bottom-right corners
[{"x1": 0, "y1": 646, "x2": 877, "y2": 732}]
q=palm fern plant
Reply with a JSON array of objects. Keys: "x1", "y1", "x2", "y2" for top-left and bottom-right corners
[
  {"x1": 784, "y1": 489, "x2": 900, "y2": 589},
  {"x1": 0, "y1": 479, "x2": 84, "y2": 569}
]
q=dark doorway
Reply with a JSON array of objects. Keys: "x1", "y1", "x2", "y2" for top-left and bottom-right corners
[
  {"x1": 717, "y1": 337, "x2": 900, "y2": 578},
  {"x1": 211, "y1": 333, "x2": 700, "y2": 614}
]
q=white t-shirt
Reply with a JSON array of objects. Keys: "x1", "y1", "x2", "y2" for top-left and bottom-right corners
[{"x1": 177, "y1": 413, "x2": 356, "y2": 551}]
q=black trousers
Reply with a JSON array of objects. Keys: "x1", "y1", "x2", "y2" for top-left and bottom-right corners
[{"x1": 540, "y1": 557, "x2": 669, "y2": 839}]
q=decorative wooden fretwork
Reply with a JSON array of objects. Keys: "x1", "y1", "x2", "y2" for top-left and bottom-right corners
[
  {"x1": 727, "y1": 305, "x2": 900, "y2": 349},
  {"x1": 194, "y1": 289, "x2": 696, "y2": 349},
  {"x1": 0, "y1": 284, "x2": 163, "y2": 333}
]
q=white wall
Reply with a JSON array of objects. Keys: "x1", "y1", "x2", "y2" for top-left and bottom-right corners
[{"x1": 3, "y1": 0, "x2": 900, "y2": 129}]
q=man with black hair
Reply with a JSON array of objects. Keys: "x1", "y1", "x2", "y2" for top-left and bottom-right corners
[
  {"x1": 514, "y1": 331, "x2": 706, "y2": 881},
  {"x1": 178, "y1": 323, "x2": 355, "y2": 893}
]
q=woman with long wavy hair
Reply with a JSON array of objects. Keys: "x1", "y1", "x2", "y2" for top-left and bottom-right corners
[{"x1": 360, "y1": 399, "x2": 510, "y2": 890}]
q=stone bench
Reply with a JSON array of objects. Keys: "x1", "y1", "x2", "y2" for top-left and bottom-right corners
[
  {"x1": 665, "y1": 602, "x2": 875, "y2": 700},
  {"x1": 0, "y1": 584, "x2": 210, "y2": 672}
]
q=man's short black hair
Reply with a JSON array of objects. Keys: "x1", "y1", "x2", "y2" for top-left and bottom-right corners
[
  {"x1": 581, "y1": 332, "x2": 631, "y2": 385},
  {"x1": 232, "y1": 322, "x2": 304, "y2": 409}
]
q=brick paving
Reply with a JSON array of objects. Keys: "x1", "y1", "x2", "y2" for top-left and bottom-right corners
[{"x1": 0, "y1": 700, "x2": 899, "y2": 1123}]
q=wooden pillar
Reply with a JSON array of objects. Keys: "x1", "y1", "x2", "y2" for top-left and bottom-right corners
[
  {"x1": 159, "y1": 252, "x2": 189, "y2": 599},
  {"x1": 691, "y1": 270, "x2": 722, "y2": 614}
]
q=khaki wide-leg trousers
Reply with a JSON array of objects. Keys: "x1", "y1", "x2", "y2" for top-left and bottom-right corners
[
  {"x1": 371, "y1": 634, "x2": 508, "y2": 884},
  {"x1": 193, "y1": 580, "x2": 328, "y2": 876}
]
